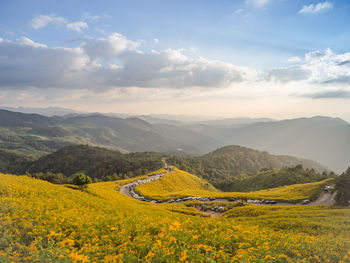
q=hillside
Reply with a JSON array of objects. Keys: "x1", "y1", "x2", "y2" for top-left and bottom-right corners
[
  {"x1": 135, "y1": 168, "x2": 333, "y2": 202},
  {"x1": 224, "y1": 165, "x2": 333, "y2": 192},
  {"x1": 217, "y1": 116, "x2": 350, "y2": 172},
  {"x1": 0, "y1": 149, "x2": 32, "y2": 174},
  {"x1": 0, "y1": 109, "x2": 220, "y2": 159},
  {"x1": 135, "y1": 168, "x2": 218, "y2": 199},
  {"x1": 167, "y1": 145, "x2": 329, "y2": 191},
  {"x1": 1, "y1": 109, "x2": 347, "y2": 175},
  {"x1": 1, "y1": 172, "x2": 349, "y2": 262},
  {"x1": 22, "y1": 145, "x2": 163, "y2": 182}
]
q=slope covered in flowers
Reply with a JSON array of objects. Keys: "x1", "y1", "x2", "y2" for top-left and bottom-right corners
[
  {"x1": 136, "y1": 168, "x2": 333, "y2": 202},
  {"x1": 0, "y1": 171, "x2": 349, "y2": 262}
]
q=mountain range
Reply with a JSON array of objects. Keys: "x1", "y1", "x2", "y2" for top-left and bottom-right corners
[
  {"x1": 0, "y1": 108, "x2": 349, "y2": 172},
  {"x1": 3, "y1": 144, "x2": 329, "y2": 192}
]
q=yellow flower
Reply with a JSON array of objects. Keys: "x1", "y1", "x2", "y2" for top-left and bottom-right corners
[
  {"x1": 69, "y1": 252, "x2": 90, "y2": 263},
  {"x1": 103, "y1": 254, "x2": 123, "y2": 263},
  {"x1": 145, "y1": 251, "x2": 155, "y2": 260},
  {"x1": 169, "y1": 221, "x2": 181, "y2": 230},
  {"x1": 180, "y1": 250, "x2": 187, "y2": 262},
  {"x1": 265, "y1": 255, "x2": 273, "y2": 260},
  {"x1": 279, "y1": 253, "x2": 289, "y2": 259},
  {"x1": 59, "y1": 238, "x2": 75, "y2": 247}
]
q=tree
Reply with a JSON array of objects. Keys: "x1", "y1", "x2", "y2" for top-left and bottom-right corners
[
  {"x1": 335, "y1": 168, "x2": 350, "y2": 206},
  {"x1": 73, "y1": 173, "x2": 92, "y2": 190}
]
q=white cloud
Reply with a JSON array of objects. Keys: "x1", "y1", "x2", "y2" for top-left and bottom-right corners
[
  {"x1": 245, "y1": 0, "x2": 271, "y2": 7},
  {"x1": 154, "y1": 38, "x2": 159, "y2": 44},
  {"x1": 0, "y1": 34, "x2": 254, "y2": 91},
  {"x1": 30, "y1": 14, "x2": 67, "y2": 29},
  {"x1": 287, "y1": 56, "x2": 301, "y2": 63},
  {"x1": 2, "y1": 33, "x2": 350, "y2": 104},
  {"x1": 19, "y1": 37, "x2": 47, "y2": 48},
  {"x1": 30, "y1": 14, "x2": 89, "y2": 33},
  {"x1": 66, "y1": 21, "x2": 89, "y2": 32},
  {"x1": 303, "y1": 48, "x2": 350, "y2": 84},
  {"x1": 81, "y1": 33, "x2": 140, "y2": 61},
  {"x1": 81, "y1": 12, "x2": 100, "y2": 21},
  {"x1": 298, "y1": 1, "x2": 333, "y2": 14},
  {"x1": 268, "y1": 48, "x2": 350, "y2": 85},
  {"x1": 233, "y1": 8, "x2": 244, "y2": 15},
  {"x1": 267, "y1": 66, "x2": 311, "y2": 83}
]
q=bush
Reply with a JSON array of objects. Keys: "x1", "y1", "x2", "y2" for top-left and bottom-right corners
[
  {"x1": 335, "y1": 168, "x2": 350, "y2": 206},
  {"x1": 73, "y1": 173, "x2": 92, "y2": 190}
]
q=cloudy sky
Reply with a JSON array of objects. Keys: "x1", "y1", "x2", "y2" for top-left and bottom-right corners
[{"x1": 1, "y1": 0, "x2": 350, "y2": 120}]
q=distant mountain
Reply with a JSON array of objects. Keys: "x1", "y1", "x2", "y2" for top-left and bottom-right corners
[
  {"x1": 136, "y1": 115, "x2": 184, "y2": 125},
  {"x1": 0, "y1": 109, "x2": 347, "y2": 173},
  {"x1": 217, "y1": 117, "x2": 350, "y2": 172},
  {"x1": 0, "y1": 109, "x2": 220, "y2": 160},
  {"x1": 0, "y1": 106, "x2": 84, "y2": 116},
  {"x1": 166, "y1": 145, "x2": 329, "y2": 191},
  {"x1": 196, "y1": 117, "x2": 275, "y2": 127}
]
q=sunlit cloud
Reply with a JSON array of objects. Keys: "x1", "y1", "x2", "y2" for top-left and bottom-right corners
[
  {"x1": 66, "y1": 21, "x2": 88, "y2": 32},
  {"x1": 287, "y1": 56, "x2": 302, "y2": 63},
  {"x1": 245, "y1": 0, "x2": 272, "y2": 7},
  {"x1": 30, "y1": 14, "x2": 67, "y2": 29},
  {"x1": 298, "y1": 1, "x2": 333, "y2": 14}
]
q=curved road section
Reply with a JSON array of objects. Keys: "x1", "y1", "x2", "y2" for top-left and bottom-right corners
[
  {"x1": 120, "y1": 171, "x2": 336, "y2": 206},
  {"x1": 120, "y1": 172, "x2": 167, "y2": 201},
  {"x1": 310, "y1": 191, "x2": 336, "y2": 205}
]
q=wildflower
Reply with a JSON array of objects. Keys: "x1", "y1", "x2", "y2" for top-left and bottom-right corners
[
  {"x1": 145, "y1": 251, "x2": 155, "y2": 260},
  {"x1": 169, "y1": 221, "x2": 181, "y2": 230},
  {"x1": 180, "y1": 250, "x2": 187, "y2": 262},
  {"x1": 69, "y1": 252, "x2": 89, "y2": 262},
  {"x1": 59, "y1": 238, "x2": 75, "y2": 247}
]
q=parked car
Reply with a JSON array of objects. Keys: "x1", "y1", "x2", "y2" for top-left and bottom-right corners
[
  {"x1": 324, "y1": 186, "x2": 331, "y2": 192},
  {"x1": 302, "y1": 199, "x2": 310, "y2": 205}
]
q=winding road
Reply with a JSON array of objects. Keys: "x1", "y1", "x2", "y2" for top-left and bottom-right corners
[
  {"x1": 119, "y1": 172, "x2": 168, "y2": 200},
  {"x1": 119, "y1": 168, "x2": 336, "y2": 217}
]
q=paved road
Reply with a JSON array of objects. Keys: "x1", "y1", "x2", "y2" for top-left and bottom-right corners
[
  {"x1": 310, "y1": 191, "x2": 336, "y2": 205},
  {"x1": 119, "y1": 170, "x2": 336, "y2": 217},
  {"x1": 162, "y1": 157, "x2": 168, "y2": 169},
  {"x1": 119, "y1": 172, "x2": 169, "y2": 199},
  {"x1": 119, "y1": 183, "x2": 133, "y2": 197}
]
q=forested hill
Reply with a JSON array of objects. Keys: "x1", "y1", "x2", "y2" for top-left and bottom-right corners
[
  {"x1": 2, "y1": 144, "x2": 331, "y2": 190},
  {"x1": 19, "y1": 145, "x2": 163, "y2": 182},
  {"x1": 166, "y1": 145, "x2": 330, "y2": 191}
]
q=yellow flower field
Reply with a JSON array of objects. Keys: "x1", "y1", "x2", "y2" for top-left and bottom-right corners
[
  {"x1": 135, "y1": 168, "x2": 333, "y2": 202},
  {"x1": 0, "y1": 170, "x2": 349, "y2": 262}
]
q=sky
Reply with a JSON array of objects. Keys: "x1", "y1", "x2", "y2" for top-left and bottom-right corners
[{"x1": 1, "y1": 0, "x2": 350, "y2": 120}]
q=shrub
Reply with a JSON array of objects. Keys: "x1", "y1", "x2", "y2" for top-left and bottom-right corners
[
  {"x1": 73, "y1": 173, "x2": 92, "y2": 190},
  {"x1": 335, "y1": 168, "x2": 350, "y2": 206}
]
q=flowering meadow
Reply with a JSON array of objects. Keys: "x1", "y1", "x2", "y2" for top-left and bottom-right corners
[
  {"x1": 136, "y1": 168, "x2": 333, "y2": 202},
  {"x1": 0, "y1": 170, "x2": 350, "y2": 262}
]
